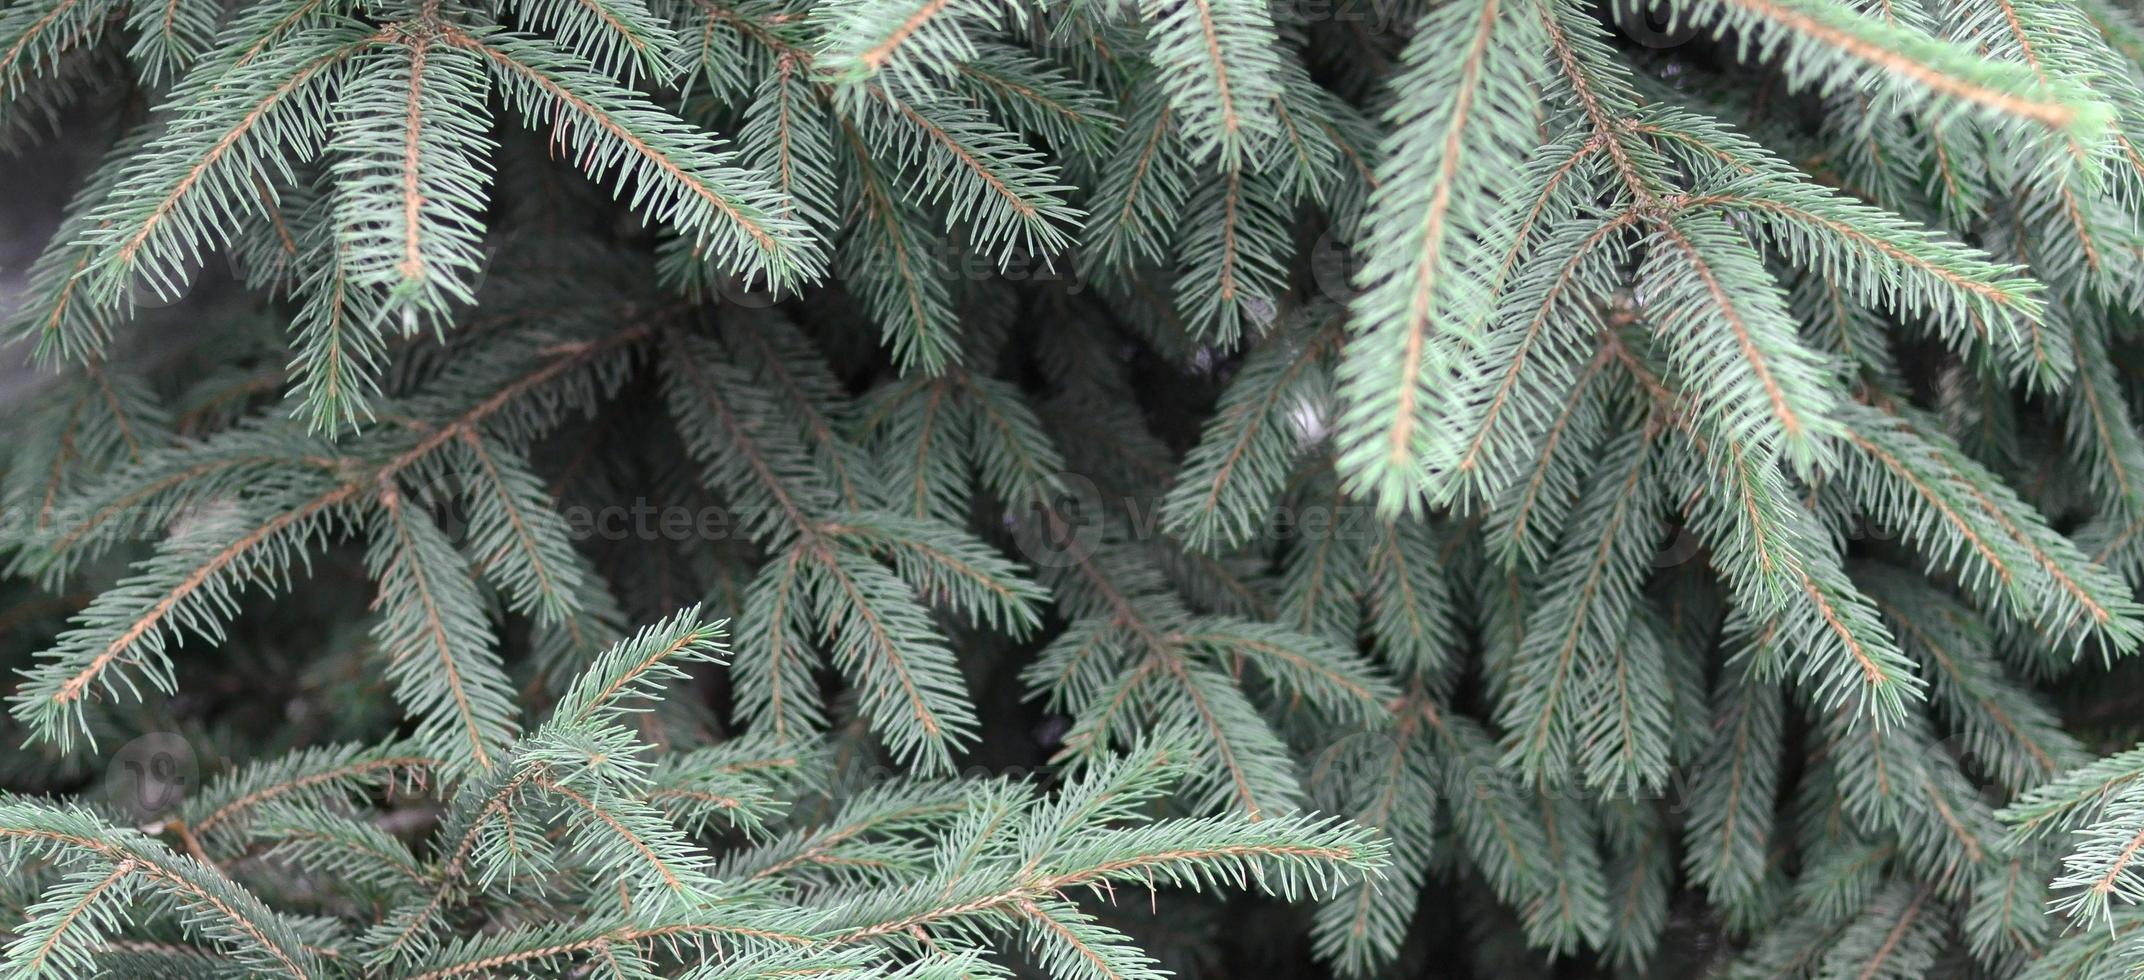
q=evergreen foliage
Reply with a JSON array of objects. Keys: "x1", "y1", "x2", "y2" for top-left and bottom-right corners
[{"x1": 6, "y1": 0, "x2": 2144, "y2": 976}]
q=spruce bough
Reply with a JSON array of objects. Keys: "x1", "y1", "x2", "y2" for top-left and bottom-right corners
[{"x1": 3, "y1": 0, "x2": 2144, "y2": 976}]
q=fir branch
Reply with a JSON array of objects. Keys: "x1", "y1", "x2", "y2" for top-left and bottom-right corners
[
  {"x1": 364, "y1": 488, "x2": 519, "y2": 773},
  {"x1": 0, "y1": 800, "x2": 322, "y2": 978},
  {"x1": 1135, "y1": 0, "x2": 1284, "y2": 168},
  {"x1": 1161, "y1": 313, "x2": 1340, "y2": 551},
  {"x1": 1334, "y1": 0, "x2": 1548, "y2": 515},
  {"x1": 329, "y1": 34, "x2": 496, "y2": 334},
  {"x1": 1693, "y1": 0, "x2": 2114, "y2": 138},
  {"x1": 84, "y1": 23, "x2": 380, "y2": 306},
  {"x1": 461, "y1": 28, "x2": 822, "y2": 288}
]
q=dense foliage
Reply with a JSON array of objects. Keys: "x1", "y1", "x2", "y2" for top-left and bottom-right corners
[{"x1": 8, "y1": 0, "x2": 2144, "y2": 976}]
